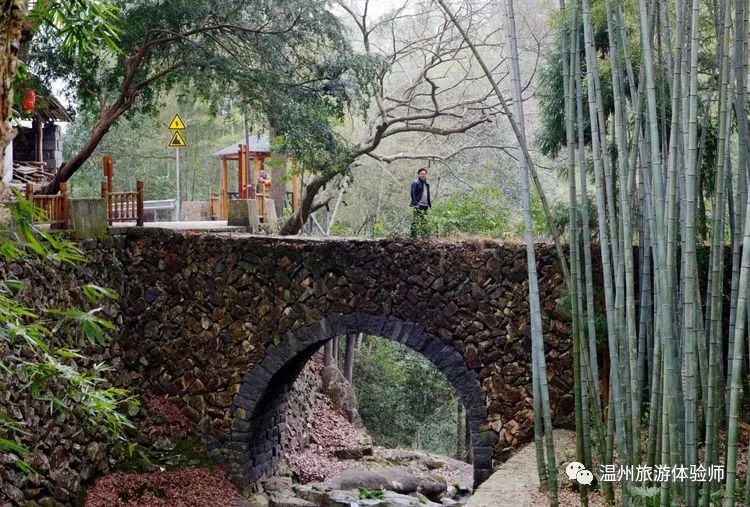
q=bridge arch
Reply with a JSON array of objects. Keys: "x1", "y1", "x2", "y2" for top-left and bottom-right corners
[{"x1": 228, "y1": 312, "x2": 496, "y2": 489}]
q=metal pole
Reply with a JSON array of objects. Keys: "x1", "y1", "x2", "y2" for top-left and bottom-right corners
[{"x1": 175, "y1": 148, "x2": 181, "y2": 221}]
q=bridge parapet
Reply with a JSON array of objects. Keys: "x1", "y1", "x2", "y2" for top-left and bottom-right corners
[{"x1": 116, "y1": 230, "x2": 574, "y2": 487}]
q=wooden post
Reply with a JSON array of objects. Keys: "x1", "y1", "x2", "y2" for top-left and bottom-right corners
[
  {"x1": 60, "y1": 182, "x2": 69, "y2": 229},
  {"x1": 25, "y1": 182, "x2": 33, "y2": 200},
  {"x1": 136, "y1": 180, "x2": 144, "y2": 226},
  {"x1": 34, "y1": 118, "x2": 43, "y2": 164},
  {"x1": 101, "y1": 181, "x2": 112, "y2": 225},
  {"x1": 241, "y1": 144, "x2": 249, "y2": 198},
  {"x1": 236, "y1": 146, "x2": 243, "y2": 199},
  {"x1": 221, "y1": 157, "x2": 229, "y2": 220},
  {"x1": 102, "y1": 156, "x2": 113, "y2": 193}
]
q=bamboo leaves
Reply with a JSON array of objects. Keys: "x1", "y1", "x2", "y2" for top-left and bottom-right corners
[{"x1": 439, "y1": 0, "x2": 750, "y2": 503}]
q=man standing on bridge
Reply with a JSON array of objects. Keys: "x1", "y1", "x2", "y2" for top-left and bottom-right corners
[{"x1": 410, "y1": 167, "x2": 431, "y2": 237}]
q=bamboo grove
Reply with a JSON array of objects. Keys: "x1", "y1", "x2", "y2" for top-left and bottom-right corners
[
  {"x1": 556, "y1": 0, "x2": 750, "y2": 501},
  {"x1": 552, "y1": 0, "x2": 750, "y2": 501},
  {"x1": 437, "y1": 0, "x2": 750, "y2": 504}
]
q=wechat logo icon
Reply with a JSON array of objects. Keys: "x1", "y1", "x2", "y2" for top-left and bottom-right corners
[{"x1": 565, "y1": 461, "x2": 594, "y2": 485}]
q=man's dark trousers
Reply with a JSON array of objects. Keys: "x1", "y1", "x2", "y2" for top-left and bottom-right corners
[{"x1": 411, "y1": 207, "x2": 429, "y2": 237}]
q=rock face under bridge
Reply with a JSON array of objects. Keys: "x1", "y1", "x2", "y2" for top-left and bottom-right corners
[{"x1": 118, "y1": 230, "x2": 574, "y2": 488}]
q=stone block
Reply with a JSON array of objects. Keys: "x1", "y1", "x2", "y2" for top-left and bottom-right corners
[
  {"x1": 433, "y1": 350, "x2": 464, "y2": 371},
  {"x1": 261, "y1": 349, "x2": 284, "y2": 374},
  {"x1": 395, "y1": 322, "x2": 415, "y2": 344},
  {"x1": 228, "y1": 199, "x2": 248, "y2": 227},
  {"x1": 403, "y1": 330, "x2": 428, "y2": 352},
  {"x1": 386, "y1": 319, "x2": 404, "y2": 341},
  {"x1": 361, "y1": 315, "x2": 386, "y2": 336},
  {"x1": 228, "y1": 199, "x2": 261, "y2": 231},
  {"x1": 263, "y1": 199, "x2": 277, "y2": 231},
  {"x1": 248, "y1": 364, "x2": 273, "y2": 384},
  {"x1": 472, "y1": 446, "x2": 494, "y2": 463},
  {"x1": 232, "y1": 417, "x2": 251, "y2": 432},
  {"x1": 181, "y1": 201, "x2": 210, "y2": 221},
  {"x1": 475, "y1": 430, "x2": 498, "y2": 447},
  {"x1": 70, "y1": 198, "x2": 108, "y2": 239},
  {"x1": 420, "y1": 339, "x2": 446, "y2": 361},
  {"x1": 327, "y1": 314, "x2": 348, "y2": 336}
]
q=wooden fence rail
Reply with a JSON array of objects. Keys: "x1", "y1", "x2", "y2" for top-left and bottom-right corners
[
  {"x1": 25, "y1": 182, "x2": 69, "y2": 228},
  {"x1": 101, "y1": 180, "x2": 144, "y2": 226}
]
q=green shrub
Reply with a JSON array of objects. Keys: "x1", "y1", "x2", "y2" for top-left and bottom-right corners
[{"x1": 0, "y1": 194, "x2": 134, "y2": 472}]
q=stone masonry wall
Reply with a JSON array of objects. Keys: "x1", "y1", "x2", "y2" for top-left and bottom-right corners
[
  {"x1": 284, "y1": 355, "x2": 324, "y2": 456},
  {"x1": 116, "y1": 230, "x2": 573, "y2": 487},
  {"x1": 1, "y1": 229, "x2": 575, "y2": 504},
  {"x1": 0, "y1": 239, "x2": 125, "y2": 505}
]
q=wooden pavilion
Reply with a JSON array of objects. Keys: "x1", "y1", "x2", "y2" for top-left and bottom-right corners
[{"x1": 209, "y1": 134, "x2": 271, "y2": 220}]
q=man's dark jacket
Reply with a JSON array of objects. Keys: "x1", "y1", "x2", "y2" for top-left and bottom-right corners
[{"x1": 410, "y1": 179, "x2": 431, "y2": 209}]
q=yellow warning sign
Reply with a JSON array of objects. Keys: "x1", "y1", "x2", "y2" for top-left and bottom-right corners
[
  {"x1": 168, "y1": 114, "x2": 186, "y2": 130},
  {"x1": 168, "y1": 130, "x2": 187, "y2": 148}
]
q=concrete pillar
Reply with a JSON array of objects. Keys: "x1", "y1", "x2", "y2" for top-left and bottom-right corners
[
  {"x1": 70, "y1": 198, "x2": 108, "y2": 239},
  {"x1": 3, "y1": 136, "x2": 13, "y2": 184},
  {"x1": 248, "y1": 199, "x2": 260, "y2": 233},
  {"x1": 228, "y1": 199, "x2": 250, "y2": 227},
  {"x1": 228, "y1": 199, "x2": 261, "y2": 233},
  {"x1": 264, "y1": 199, "x2": 277, "y2": 231}
]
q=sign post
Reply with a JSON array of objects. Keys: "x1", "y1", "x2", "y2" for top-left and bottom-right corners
[{"x1": 168, "y1": 114, "x2": 186, "y2": 220}]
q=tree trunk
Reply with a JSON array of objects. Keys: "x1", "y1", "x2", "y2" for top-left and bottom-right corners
[
  {"x1": 279, "y1": 172, "x2": 336, "y2": 235},
  {"x1": 331, "y1": 336, "x2": 339, "y2": 368},
  {"x1": 41, "y1": 102, "x2": 131, "y2": 194},
  {"x1": 323, "y1": 341, "x2": 333, "y2": 368},
  {"x1": 456, "y1": 398, "x2": 464, "y2": 461},
  {"x1": 0, "y1": 0, "x2": 26, "y2": 185},
  {"x1": 464, "y1": 408, "x2": 471, "y2": 463},
  {"x1": 344, "y1": 331, "x2": 356, "y2": 382}
]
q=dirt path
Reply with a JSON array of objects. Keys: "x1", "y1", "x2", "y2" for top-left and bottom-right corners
[{"x1": 467, "y1": 430, "x2": 603, "y2": 507}]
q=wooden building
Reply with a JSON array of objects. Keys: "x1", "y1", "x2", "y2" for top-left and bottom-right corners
[{"x1": 5, "y1": 91, "x2": 72, "y2": 190}]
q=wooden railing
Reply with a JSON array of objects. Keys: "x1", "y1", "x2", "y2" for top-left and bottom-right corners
[
  {"x1": 25, "y1": 182, "x2": 69, "y2": 228},
  {"x1": 209, "y1": 191, "x2": 228, "y2": 220},
  {"x1": 101, "y1": 180, "x2": 144, "y2": 226}
]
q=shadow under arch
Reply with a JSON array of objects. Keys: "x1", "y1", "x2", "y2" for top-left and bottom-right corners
[{"x1": 228, "y1": 312, "x2": 497, "y2": 489}]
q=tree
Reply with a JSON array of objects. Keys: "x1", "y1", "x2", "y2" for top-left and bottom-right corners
[
  {"x1": 1, "y1": 0, "x2": 120, "y2": 187},
  {"x1": 344, "y1": 331, "x2": 356, "y2": 382},
  {"x1": 434, "y1": 1, "x2": 559, "y2": 503},
  {"x1": 30, "y1": 0, "x2": 367, "y2": 195},
  {"x1": 352, "y1": 336, "x2": 459, "y2": 456},
  {"x1": 278, "y1": 0, "x2": 509, "y2": 235},
  {"x1": 529, "y1": 0, "x2": 750, "y2": 502}
]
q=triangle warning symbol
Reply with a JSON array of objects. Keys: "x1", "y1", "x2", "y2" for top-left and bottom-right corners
[
  {"x1": 168, "y1": 130, "x2": 187, "y2": 148},
  {"x1": 168, "y1": 114, "x2": 186, "y2": 130}
]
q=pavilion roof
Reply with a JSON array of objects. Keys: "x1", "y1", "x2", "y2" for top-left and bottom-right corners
[{"x1": 214, "y1": 134, "x2": 271, "y2": 158}]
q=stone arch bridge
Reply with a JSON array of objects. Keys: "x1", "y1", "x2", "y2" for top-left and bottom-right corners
[{"x1": 116, "y1": 230, "x2": 574, "y2": 488}]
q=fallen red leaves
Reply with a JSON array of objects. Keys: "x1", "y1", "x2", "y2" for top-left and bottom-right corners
[
  {"x1": 285, "y1": 395, "x2": 366, "y2": 483},
  {"x1": 143, "y1": 396, "x2": 195, "y2": 440},
  {"x1": 84, "y1": 467, "x2": 243, "y2": 507}
]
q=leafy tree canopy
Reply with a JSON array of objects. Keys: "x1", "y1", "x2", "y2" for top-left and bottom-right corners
[{"x1": 27, "y1": 0, "x2": 380, "y2": 189}]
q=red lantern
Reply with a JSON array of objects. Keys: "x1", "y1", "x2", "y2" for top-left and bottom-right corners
[{"x1": 22, "y1": 89, "x2": 36, "y2": 112}]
